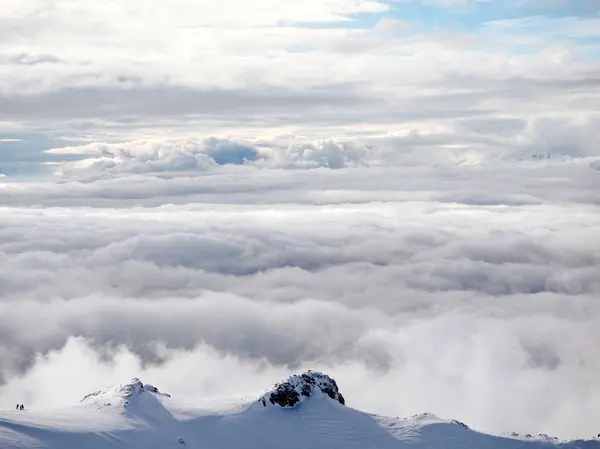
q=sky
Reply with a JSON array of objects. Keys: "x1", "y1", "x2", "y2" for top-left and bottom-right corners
[{"x1": 1, "y1": 0, "x2": 600, "y2": 442}]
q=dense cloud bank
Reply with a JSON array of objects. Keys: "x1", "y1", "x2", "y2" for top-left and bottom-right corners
[
  {"x1": 1, "y1": 159, "x2": 599, "y2": 439},
  {"x1": 36, "y1": 116, "x2": 600, "y2": 178}
]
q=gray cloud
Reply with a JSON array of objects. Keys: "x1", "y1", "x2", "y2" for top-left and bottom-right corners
[
  {"x1": 1, "y1": 160, "x2": 600, "y2": 439},
  {"x1": 1, "y1": 76, "x2": 598, "y2": 133},
  {"x1": 0, "y1": 113, "x2": 589, "y2": 184},
  {"x1": 0, "y1": 85, "x2": 375, "y2": 122}
]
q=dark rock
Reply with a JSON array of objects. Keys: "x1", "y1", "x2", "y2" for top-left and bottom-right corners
[
  {"x1": 451, "y1": 420, "x2": 469, "y2": 430},
  {"x1": 261, "y1": 371, "x2": 345, "y2": 408}
]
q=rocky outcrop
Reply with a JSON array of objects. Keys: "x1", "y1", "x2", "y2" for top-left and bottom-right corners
[
  {"x1": 259, "y1": 370, "x2": 345, "y2": 408},
  {"x1": 451, "y1": 419, "x2": 469, "y2": 430}
]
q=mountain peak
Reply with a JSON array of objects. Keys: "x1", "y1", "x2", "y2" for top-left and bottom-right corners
[
  {"x1": 80, "y1": 378, "x2": 170, "y2": 408},
  {"x1": 258, "y1": 370, "x2": 345, "y2": 408}
]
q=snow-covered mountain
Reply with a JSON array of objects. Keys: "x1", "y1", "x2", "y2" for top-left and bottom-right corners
[{"x1": 1, "y1": 371, "x2": 597, "y2": 449}]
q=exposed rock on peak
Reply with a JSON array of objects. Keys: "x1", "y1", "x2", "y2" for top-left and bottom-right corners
[
  {"x1": 451, "y1": 419, "x2": 470, "y2": 430},
  {"x1": 259, "y1": 370, "x2": 345, "y2": 408}
]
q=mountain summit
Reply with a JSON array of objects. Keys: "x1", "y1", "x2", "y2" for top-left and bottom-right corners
[
  {"x1": 80, "y1": 377, "x2": 171, "y2": 409},
  {"x1": 258, "y1": 370, "x2": 345, "y2": 408}
]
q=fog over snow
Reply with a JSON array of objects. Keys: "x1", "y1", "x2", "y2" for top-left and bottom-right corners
[{"x1": 1, "y1": 0, "x2": 600, "y2": 443}]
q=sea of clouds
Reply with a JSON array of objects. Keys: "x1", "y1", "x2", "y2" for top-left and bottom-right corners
[
  {"x1": 1, "y1": 134, "x2": 599, "y2": 439},
  {"x1": 1, "y1": 0, "x2": 600, "y2": 440}
]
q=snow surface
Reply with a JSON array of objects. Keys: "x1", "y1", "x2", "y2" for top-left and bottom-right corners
[{"x1": 1, "y1": 373, "x2": 598, "y2": 449}]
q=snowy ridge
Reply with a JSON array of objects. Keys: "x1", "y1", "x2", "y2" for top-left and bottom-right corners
[
  {"x1": 1, "y1": 371, "x2": 600, "y2": 449},
  {"x1": 80, "y1": 377, "x2": 171, "y2": 409},
  {"x1": 501, "y1": 431, "x2": 560, "y2": 442}
]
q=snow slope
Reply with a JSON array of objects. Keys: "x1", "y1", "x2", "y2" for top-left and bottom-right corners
[{"x1": 1, "y1": 371, "x2": 598, "y2": 449}]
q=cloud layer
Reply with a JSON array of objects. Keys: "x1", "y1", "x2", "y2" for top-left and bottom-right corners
[
  {"x1": 24, "y1": 113, "x2": 600, "y2": 181},
  {"x1": 1, "y1": 158, "x2": 600, "y2": 439},
  {"x1": 1, "y1": 0, "x2": 599, "y2": 137}
]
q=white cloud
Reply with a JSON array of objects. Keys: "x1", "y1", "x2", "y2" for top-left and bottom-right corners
[
  {"x1": 27, "y1": 115, "x2": 600, "y2": 181},
  {"x1": 1, "y1": 160, "x2": 600, "y2": 438},
  {"x1": 0, "y1": 0, "x2": 599, "y2": 135}
]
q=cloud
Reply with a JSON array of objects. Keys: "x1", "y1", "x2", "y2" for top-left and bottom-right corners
[
  {"x1": 22, "y1": 114, "x2": 599, "y2": 180},
  {"x1": 42, "y1": 136, "x2": 377, "y2": 176},
  {"x1": 1, "y1": 0, "x2": 600, "y2": 442},
  {"x1": 1, "y1": 0, "x2": 599, "y2": 136},
  {"x1": 1, "y1": 159, "x2": 600, "y2": 439},
  {"x1": 510, "y1": 0, "x2": 572, "y2": 8}
]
